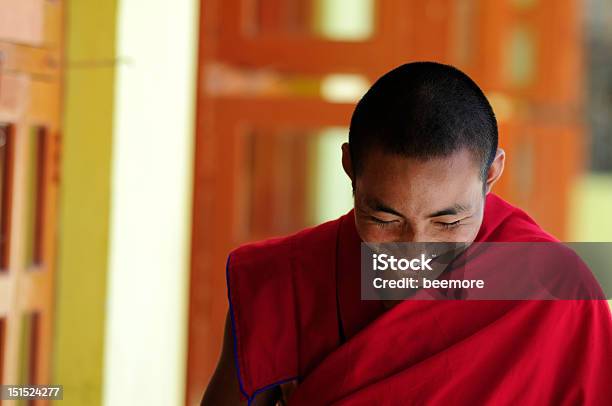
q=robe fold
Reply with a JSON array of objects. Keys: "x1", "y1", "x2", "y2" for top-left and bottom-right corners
[{"x1": 226, "y1": 193, "x2": 612, "y2": 405}]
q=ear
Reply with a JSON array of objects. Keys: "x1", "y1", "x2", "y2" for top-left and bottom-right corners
[
  {"x1": 485, "y1": 148, "x2": 505, "y2": 194},
  {"x1": 341, "y1": 143, "x2": 355, "y2": 184}
]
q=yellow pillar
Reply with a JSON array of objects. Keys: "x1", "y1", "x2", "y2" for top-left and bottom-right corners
[{"x1": 53, "y1": 1, "x2": 117, "y2": 405}]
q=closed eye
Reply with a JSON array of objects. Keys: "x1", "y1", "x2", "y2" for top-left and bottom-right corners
[
  {"x1": 436, "y1": 220, "x2": 461, "y2": 230},
  {"x1": 371, "y1": 216, "x2": 398, "y2": 228}
]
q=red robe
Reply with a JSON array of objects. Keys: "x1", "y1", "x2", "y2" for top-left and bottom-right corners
[{"x1": 226, "y1": 193, "x2": 612, "y2": 405}]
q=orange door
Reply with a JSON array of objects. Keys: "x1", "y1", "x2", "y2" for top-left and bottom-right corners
[
  {"x1": 0, "y1": 0, "x2": 63, "y2": 403},
  {"x1": 187, "y1": 1, "x2": 397, "y2": 402},
  {"x1": 187, "y1": 1, "x2": 582, "y2": 404}
]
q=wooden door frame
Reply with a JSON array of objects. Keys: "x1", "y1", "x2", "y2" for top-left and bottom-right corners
[{"x1": 0, "y1": 0, "x2": 63, "y2": 396}]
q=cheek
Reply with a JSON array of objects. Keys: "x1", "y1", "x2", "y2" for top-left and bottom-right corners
[
  {"x1": 454, "y1": 213, "x2": 485, "y2": 242},
  {"x1": 454, "y1": 224, "x2": 481, "y2": 242}
]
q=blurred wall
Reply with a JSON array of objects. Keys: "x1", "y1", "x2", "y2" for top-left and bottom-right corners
[
  {"x1": 101, "y1": 0, "x2": 199, "y2": 405},
  {"x1": 570, "y1": 174, "x2": 612, "y2": 241}
]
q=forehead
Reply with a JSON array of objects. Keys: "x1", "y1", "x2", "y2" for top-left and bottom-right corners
[{"x1": 355, "y1": 148, "x2": 483, "y2": 215}]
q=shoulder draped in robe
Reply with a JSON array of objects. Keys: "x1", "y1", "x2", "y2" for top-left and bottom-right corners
[{"x1": 226, "y1": 193, "x2": 612, "y2": 405}]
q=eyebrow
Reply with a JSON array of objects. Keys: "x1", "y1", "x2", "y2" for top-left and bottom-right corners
[
  {"x1": 427, "y1": 203, "x2": 471, "y2": 218},
  {"x1": 365, "y1": 198, "x2": 404, "y2": 217}
]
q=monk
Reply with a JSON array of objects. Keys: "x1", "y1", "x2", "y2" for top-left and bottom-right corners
[{"x1": 202, "y1": 62, "x2": 612, "y2": 405}]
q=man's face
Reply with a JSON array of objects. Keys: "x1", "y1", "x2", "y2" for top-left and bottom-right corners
[{"x1": 351, "y1": 148, "x2": 486, "y2": 243}]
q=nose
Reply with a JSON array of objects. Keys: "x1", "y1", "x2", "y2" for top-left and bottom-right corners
[{"x1": 397, "y1": 224, "x2": 426, "y2": 243}]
